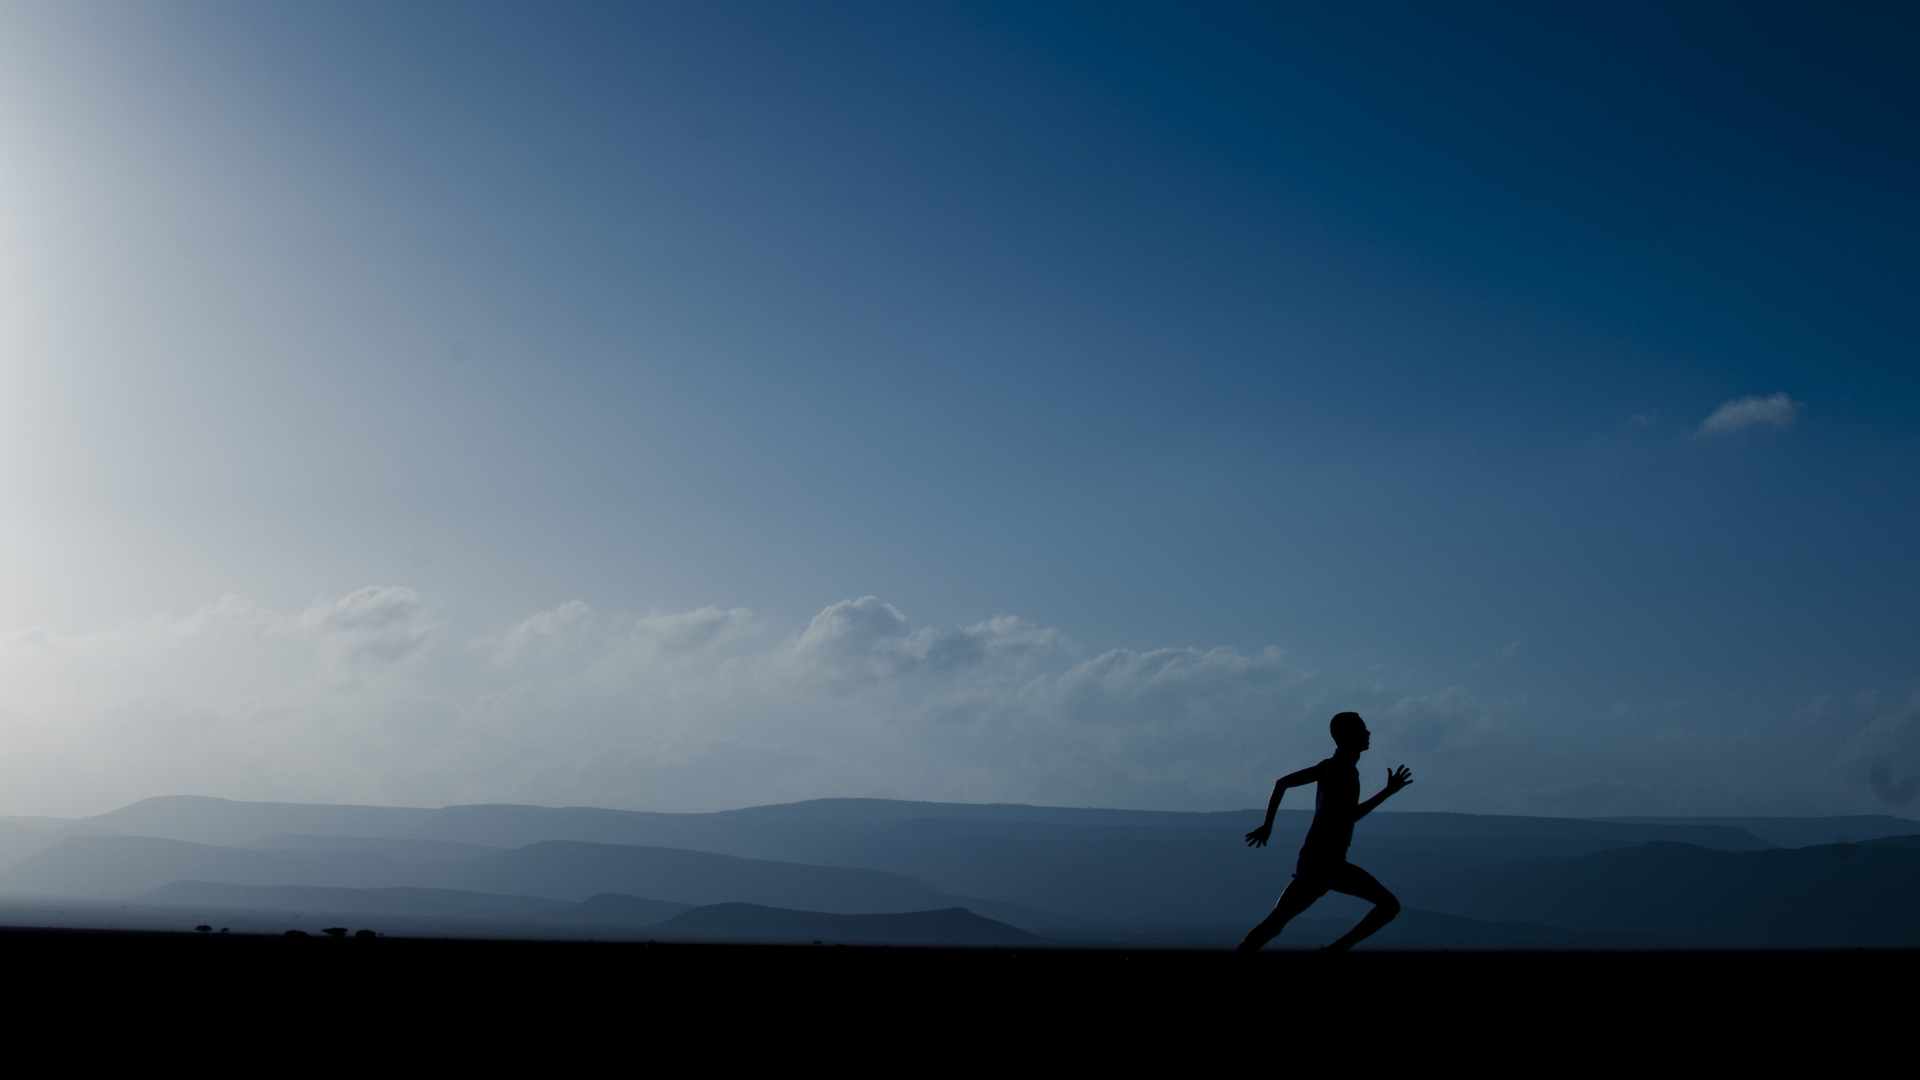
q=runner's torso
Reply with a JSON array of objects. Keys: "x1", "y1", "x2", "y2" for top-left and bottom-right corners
[{"x1": 1299, "y1": 756, "x2": 1359, "y2": 869}]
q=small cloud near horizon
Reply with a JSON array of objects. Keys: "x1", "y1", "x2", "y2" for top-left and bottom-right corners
[
  {"x1": 1869, "y1": 763, "x2": 1919, "y2": 807},
  {"x1": 1697, "y1": 393, "x2": 1800, "y2": 436}
]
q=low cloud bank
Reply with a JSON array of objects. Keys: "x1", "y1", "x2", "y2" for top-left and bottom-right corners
[
  {"x1": 0, "y1": 590, "x2": 1909, "y2": 818},
  {"x1": 0, "y1": 591, "x2": 1476, "y2": 816}
]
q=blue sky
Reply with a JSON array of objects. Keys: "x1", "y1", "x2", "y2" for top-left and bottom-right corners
[{"x1": 0, "y1": 2, "x2": 1916, "y2": 816}]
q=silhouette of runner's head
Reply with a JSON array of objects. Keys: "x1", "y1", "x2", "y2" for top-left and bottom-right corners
[{"x1": 1330, "y1": 711, "x2": 1370, "y2": 751}]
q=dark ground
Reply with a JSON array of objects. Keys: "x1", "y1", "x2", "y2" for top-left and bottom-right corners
[{"x1": 2, "y1": 926, "x2": 1904, "y2": 1065}]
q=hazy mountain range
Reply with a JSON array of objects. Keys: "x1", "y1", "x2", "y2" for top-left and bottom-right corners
[{"x1": 0, "y1": 796, "x2": 1913, "y2": 948}]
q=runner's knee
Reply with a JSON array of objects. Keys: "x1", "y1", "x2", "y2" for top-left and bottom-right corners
[{"x1": 1376, "y1": 891, "x2": 1400, "y2": 917}]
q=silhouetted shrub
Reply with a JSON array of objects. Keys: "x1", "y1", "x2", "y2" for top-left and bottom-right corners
[
  {"x1": 322, "y1": 927, "x2": 349, "y2": 938},
  {"x1": 195, "y1": 925, "x2": 212, "y2": 933}
]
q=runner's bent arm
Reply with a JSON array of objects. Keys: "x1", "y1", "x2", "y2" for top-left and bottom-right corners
[
  {"x1": 1243, "y1": 764, "x2": 1326, "y2": 847},
  {"x1": 1351, "y1": 765, "x2": 1413, "y2": 823}
]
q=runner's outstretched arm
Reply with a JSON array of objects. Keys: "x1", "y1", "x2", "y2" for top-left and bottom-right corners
[
  {"x1": 1244, "y1": 764, "x2": 1326, "y2": 847},
  {"x1": 1351, "y1": 765, "x2": 1413, "y2": 822}
]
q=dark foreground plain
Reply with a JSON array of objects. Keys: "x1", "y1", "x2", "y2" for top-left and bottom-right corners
[{"x1": 1, "y1": 927, "x2": 1905, "y2": 1066}]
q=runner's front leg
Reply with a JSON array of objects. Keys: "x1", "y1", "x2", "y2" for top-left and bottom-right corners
[{"x1": 1320, "y1": 864, "x2": 1400, "y2": 952}]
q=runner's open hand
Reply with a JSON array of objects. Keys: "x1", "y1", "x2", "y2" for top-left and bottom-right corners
[
  {"x1": 1243, "y1": 823, "x2": 1272, "y2": 847},
  {"x1": 1384, "y1": 765, "x2": 1412, "y2": 796}
]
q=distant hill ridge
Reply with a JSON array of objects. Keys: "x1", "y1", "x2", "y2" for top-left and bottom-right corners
[
  {"x1": 3, "y1": 795, "x2": 1916, "y2": 949},
  {"x1": 82, "y1": 794, "x2": 1901, "y2": 851}
]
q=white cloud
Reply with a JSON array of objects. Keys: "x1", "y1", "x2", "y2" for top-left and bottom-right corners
[
  {"x1": 1697, "y1": 392, "x2": 1800, "y2": 436},
  {"x1": 1869, "y1": 764, "x2": 1918, "y2": 807},
  {"x1": 1829, "y1": 691, "x2": 1920, "y2": 808},
  {"x1": 781, "y1": 597, "x2": 1061, "y2": 686},
  {"x1": 298, "y1": 586, "x2": 431, "y2": 667},
  {"x1": 488, "y1": 602, "x2": 756, "y2": 680},
  {"x1": 787, "y1": 596, "x2": 942, "y2": 682}
]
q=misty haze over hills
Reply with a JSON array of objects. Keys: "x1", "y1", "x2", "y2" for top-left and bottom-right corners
[{"x1": 1, "y1": 795, "x2": 1914, "y2": 949}]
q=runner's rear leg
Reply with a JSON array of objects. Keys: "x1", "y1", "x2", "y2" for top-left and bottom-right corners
[{"x1": 1235, "y1": 878, "x2": 1324, "y2": 953}]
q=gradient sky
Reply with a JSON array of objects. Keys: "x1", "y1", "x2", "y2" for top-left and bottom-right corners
[{"x1": 1, "y1": 1, "x2": 1916, "y2": 817}]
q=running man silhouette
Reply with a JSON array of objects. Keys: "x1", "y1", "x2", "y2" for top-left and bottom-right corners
[{"x1": 1237, "y1": 712, "x2": 1412, "y2": 953}]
